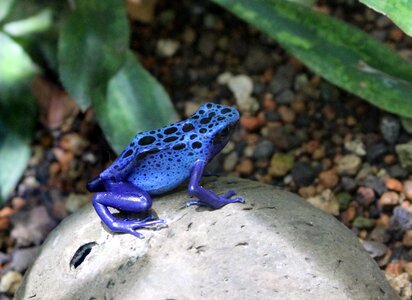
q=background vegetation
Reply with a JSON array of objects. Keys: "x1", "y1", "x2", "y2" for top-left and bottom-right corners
[{"x1": 1, "y1": 0, "x2": 412, "y2": 203}]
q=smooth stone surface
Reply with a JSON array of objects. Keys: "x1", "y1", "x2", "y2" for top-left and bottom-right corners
[{"x1": 16, "y1": 177, "x2": 397, "y2": 300}]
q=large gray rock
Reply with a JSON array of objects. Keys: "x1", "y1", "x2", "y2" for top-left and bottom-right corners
[{"x1": 16, "y1": 177, "x2": 397, "y2": 300}]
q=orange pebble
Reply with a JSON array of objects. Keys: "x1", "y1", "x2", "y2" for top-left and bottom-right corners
[{"x1": 385, "y1": 178, "x2": 403, "y2": 192}]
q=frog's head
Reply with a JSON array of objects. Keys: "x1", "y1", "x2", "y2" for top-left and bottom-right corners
[{"x1": 189, "y1": 102, "x2": 239, "y2": 160}]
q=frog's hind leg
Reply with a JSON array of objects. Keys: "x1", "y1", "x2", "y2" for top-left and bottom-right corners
[{"x1": 92, "y1": 182, "x2": 165, "y2": 238}]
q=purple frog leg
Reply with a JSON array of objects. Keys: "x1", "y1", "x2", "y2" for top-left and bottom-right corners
[
  {"x1": 187, "y1": 160, "x2": 245, "y2": 208},
  {"x1": 92, "y1": 181, "x2": 165, "y2": 238}
]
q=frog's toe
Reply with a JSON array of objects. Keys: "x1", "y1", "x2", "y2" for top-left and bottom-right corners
[
  {"x1": 229, "y1": 197, "x2": 245, "y2": 204},
  {"x1": 223, "y1": 189, "x2": 237, "y2": 199},
  {"x1": 127, "y1": 229, "x2": 145, "y2": 239},
  {"x1": 186, "y1": 200, "x2": 203, "y2": 207}
]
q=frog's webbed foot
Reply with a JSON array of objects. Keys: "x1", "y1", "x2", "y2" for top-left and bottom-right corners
[
  {"x1": 110, "y1": 218, "x2": 166, "y2": 239},
  {"x1": 187, "y1": 160, "x2": 245, "y2": 209},
  {"x1": 187, "y1": 189, "x2": 244, "y2": 208}
]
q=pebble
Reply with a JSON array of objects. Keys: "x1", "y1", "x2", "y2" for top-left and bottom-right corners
[
  {"x1": 404, "y1": 262, "x2": 412, "y2": 278},
  {"x1": 182, "y1": 27, "x2": 196, "y2": 45},
  {"x1": 0, "y1": 218, "x2": 10, "y2": 231},
  {"x1": 352, "y1": 216, "x2": 375, "y2": 229},
  {"x1": 266, "y1": 127, "x2": 296, "y2": 150},
  {"x1": 362, "y1": 240, "x2": 387, "y2": 259},
  {"x1": 342, "y1": 204, "x2": 357, "y2": 225},
  {"x1": 240, "y1": 116, "x2": 262, "y2": 131},
  {"x1": 245, "y1": 47, "x2": 273, "y2": 73},
  {"x1": 306, "y1": 189, "x2": 339, "y2": 215},
  {"x1": 298, "y1": 186, "x2": 316, "y2": 199},
  {"x1": 366, "y1": 142, "x2": 388, "y2": 163},
  {"x1": 0, "y1": 271, "x2": 22, "y2": 295},
  {"x1": 0, "y1": 207, "x2": 14, "y2": 218},
  {"x1": 378, "y1": 191, "x2": 400, "y2": 209},
  {"x1": 262, "y1": 93, "x2": 277, "y2": 111},
  {"x1": 387, "y1": 165, "x2": 409, "y2": 179},
  {"x1": 336, "y1": 192, "x2": 351, "y2": 210},
  {"x1": 65, "y1": 194, "x2": 91, "y2": 213},
  {"x1": 312, "y1": 145, "x2": 325, "y2": 160},
  {"x1": 356, "y1": 187, "x2": 375, "y2": 207},
  {"x1": 337, "y1": 154, "x2": 362, "y2": 175},
  {"x1": 276, "y1": 89, "x2": 294, "y2": 105},
  {"x1": 269, "y1": 65, "x2": 294, "y2": 94},
  {"x1": 369, "y1": 225, "x2": 390, "y2": 243},
  {"x1": 291, "y1": 161, "x2": 317, "y2": 187},
  {"x1": 221, "y1": 74, "x2": 258, "y2": 115},
  {"x1": 386, "y1": 273, "x2": 412, "y2": 299},
  {"x1": 11, "y1": 197, "x2": 26, "y2": 211},
  {"x1": 402, "y1": 229, "x2": 412, "y2": 247},
  {"x1": 223, "y1": 151, "x2": 238, "y2": 172},
  {"x1": 396, "y1": 142, "x2": 412, "y2": 170},
  {"x1": 355, "y1": 164, "x2": 372, "y2": 181},
  {"x1": 156, "y1": 39, "x2": 180, "y2": 57},
  {"x1": 264, "y1": 111, "x2": 280, "y2": 122},
  {"x1": 380, "y1": 116, "x2": 400, "y2": 144},
  {"x1": 278, "y1": 105, "x2": 296, "y2": 123},
  {"x1": 294, "y1": 74, "x2": 308, "y2": 91},
  {"x1": 235, "y1": 158, "x2": 254, "y2": 176},
  {"x1": 220, "y1": 141, "x2": 235, "y2": 155},
  {"x1": 268, "y1": 153, "x2": 294, "y2": 177},
  {"x1": 290, "y1": 99, "x2": 306, "y2": 114},
  {"x1": 198, "y1": 32, "x2": 216, "y2": 57},
  {"x1": 340, "y1": 176, "x2": 357, "y2": 191},
  {"x1": 391, "y1": 207, "x2": 412, "y2": 232},
  {"x1": 318, "y1": 168, "x2": 339, "y2": 189},
  {"x1": 11, "y1": 206, "x2": 56, "y2": 247},
  {"x1": 403, "y1": 180, "x2": 412, "y2": 200},
  {"x1": 385, "y1": 178, "x2": 403, "y2": 192},
  {"x1": 9, "y1": 247, "x2": 40, "y2": 272},
  {"x1": 344, "y1": 138, "x2": 366, "y2": 156},
  {"x1": 383, "y1": 154, "x2": 397, "y2": 165},
  {"x1": 364, "y1": 175, "x2": 387, "y2": 195},
  {"x1": 253, "y1": 140, "x2": 274, "y2": 160},
  {"x1": 385, "y1": 262, "x2": 402, "y2": 276}
]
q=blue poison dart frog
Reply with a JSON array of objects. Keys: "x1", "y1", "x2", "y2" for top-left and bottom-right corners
[{"x1": 87, "y1": 102, "x2": 245, "y2": 238}]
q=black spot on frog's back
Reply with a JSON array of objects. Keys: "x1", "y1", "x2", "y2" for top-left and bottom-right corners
[
  {"x1": 164, "y1": 127, "x2": 178, "y2": 134},
  {"x1": 164, "y1": 136, "x2": 178, "y2": 143},
  {"x1": 183, "y1": 123, "x2": 195, "y2": 132},
  {"x1": 138, "y1": 136, "x2": 156, "y2": 146},
  {"x1": 200, "y1": 117, "x2": 211, "y2": 124},
  {"x1": 192, "y1": 142, "x2": 202, "y2": 149},
  {"x1": 173, "y1": 143, "x2": 186, "y2": 150}
]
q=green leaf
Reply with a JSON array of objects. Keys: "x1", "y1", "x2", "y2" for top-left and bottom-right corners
[
  {"x1": 0, "y1": 33, "x2": 38, "y2": 202},
  {"x1": 94, "y1": 52, "x2": 179, "y2": 154},
  {"x1": 0, "y1": 0, "x2": 14, "y2": 22},
  {"x1": 0, "y1": 33, "x2": 38, "y2": 88},
  {"x1": 3, "y1": 8, "x2": 52, "y2": 37},
  {"x1": 211, "y1": 0, "x2": 412, "y2": 118},
  {"x1": 287, "y1": 0, "x2": 316, "y2": 7},
  {"x1": 360, "y1": 0, "x2": 412, "y2": 36},
  {"x1": 58, "y1": 0, "x2": 129, "y2": 110}
]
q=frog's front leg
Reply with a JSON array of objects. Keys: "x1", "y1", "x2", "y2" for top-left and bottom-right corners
[
  {"x1": 187, "y1": 160, "x2": 245, "y2": 208},
  {"x1": 92, "y1": 181, "x2": 165, "y2": 238}
]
